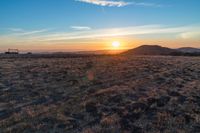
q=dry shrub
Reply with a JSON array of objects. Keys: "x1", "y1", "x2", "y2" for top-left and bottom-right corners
[
  {"x1": 155, "y1": 111, "x2": 171, "y2": 129},
  {"x1": 93, "y1": 85, "x2": 130, "y2": 96},
  {"x1": 82, "y1": 114, "x2": 120, "y2": 133},
  {"x1": 82, "y1": 125, "x2": 120, "y2": 133},
  {"x1": 100, "y1": 114, "x2": 119, "y2": 127},
  {"x1": 82, "y1": 128, "x2": 94, "y2": 133},
  {"x1": 23, "y1": 105, "x2": 50, "y2": 118},
  {"x1": 175, "y1": 116, "x2": 186, "y2": 126}
]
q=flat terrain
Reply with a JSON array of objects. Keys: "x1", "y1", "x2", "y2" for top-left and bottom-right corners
[{"x1": 0, "y1": 55, "x2": 200, "y2": 133}]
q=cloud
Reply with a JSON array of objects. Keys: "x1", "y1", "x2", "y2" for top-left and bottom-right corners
[
  {"x1": 8, "y1": 28, "x2": 24, "y2": 32},
  {"x1": 76, "y1": 0, "x2": 163, "y2": 7},
  {"x1": 180, "y1": 31, "x2": 200, "y2": 39},
  {"x1": 28, "y1": 25, "x2": 196, "y2": 42},
  {"x1": 71, "y1": 26, "x2": 91, "y2": 30},
  {"x1": 131, "y1": 2, "x2": 163, "y2": 7},
  {"x1": 7, "y1": 29, "x2": 49, "y2": 36},
  {"x1": 76, "y1": 0, "x2": 130, "y2": 7},
  {"x1": 0, "y1": 29, "x2": 49, "y2": 44},
  {"x1": 1, "y1": 25, "x2": 199, "y2": 45},
  {"x1": 15, "y1": 29, "x2": 48, "y2": 36}
]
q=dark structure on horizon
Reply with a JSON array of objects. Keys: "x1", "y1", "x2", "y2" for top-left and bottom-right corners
[{"x1": 5, "y1": 49, "x2": 19, "y2": 54}]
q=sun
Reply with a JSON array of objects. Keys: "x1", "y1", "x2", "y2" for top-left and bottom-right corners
[{"x1": 112, "y1": 41, "x2": 120, "y2": 49}]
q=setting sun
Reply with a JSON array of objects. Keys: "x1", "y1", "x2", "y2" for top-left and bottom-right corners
[{"x1": 112, "y1": 41, "x2": 121, "y2": 48}]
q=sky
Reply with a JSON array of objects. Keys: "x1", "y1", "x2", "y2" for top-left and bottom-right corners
[{"x1": 0, "y1": 0, "x2": 200, "y2": 52}]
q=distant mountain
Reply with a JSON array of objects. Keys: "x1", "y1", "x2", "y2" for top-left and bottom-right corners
[
  {"x1": 122, "y1": 45, "x2": 177, "y2": 55},
  {"x1": 177, "y1": 47, "x2": 200, "y2": 53}
]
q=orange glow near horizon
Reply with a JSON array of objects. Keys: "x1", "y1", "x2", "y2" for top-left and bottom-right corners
[
  {"x1": 1, "y1": 37, "x2": 199, "y2": 53},
  {"x1": 112, "y1": 41, "x2": 121, "y2": 49}
]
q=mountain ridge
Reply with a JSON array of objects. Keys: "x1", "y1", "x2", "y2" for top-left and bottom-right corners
[
  {"x1": 177, "y1": 47, "x2": 200, "y2": 53},
  {"x1": 122, "y1": 45, "x2": 200, "y2": 56}
]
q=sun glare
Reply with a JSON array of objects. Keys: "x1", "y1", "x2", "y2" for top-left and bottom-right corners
[{"x1": 112, "y1": 41, "x2": 120, "y2": 49}]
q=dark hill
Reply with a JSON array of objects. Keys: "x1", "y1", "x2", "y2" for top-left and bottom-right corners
[
  {"x1": 177, "y1": 47, "x2": 200, "y2": 53},
  {"x1": 122, "y1": 45, "x2": 177, "y2": 55}
]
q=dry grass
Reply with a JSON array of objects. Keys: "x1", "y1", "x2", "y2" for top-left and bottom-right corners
[{"x1": 0, "y1": 55, "x2": 200, "y2": 132}]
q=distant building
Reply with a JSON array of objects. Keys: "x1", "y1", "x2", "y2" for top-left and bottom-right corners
[{"x1": 5, "y1": 49, "x2": 19, "y2": 54}]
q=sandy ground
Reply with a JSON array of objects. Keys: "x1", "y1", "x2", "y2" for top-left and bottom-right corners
[{"x1": 0, "y1": 55, "x2": 200, "y2": 133}]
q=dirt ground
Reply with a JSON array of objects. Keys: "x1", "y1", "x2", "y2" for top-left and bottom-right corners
[{"x1": 0, "y1": 55, "x2": 200, "y2": 133}]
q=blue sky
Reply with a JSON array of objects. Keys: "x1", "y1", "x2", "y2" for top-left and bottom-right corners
[{"x1": 0, "y1": 0, "x2": 200, "y2": 52}]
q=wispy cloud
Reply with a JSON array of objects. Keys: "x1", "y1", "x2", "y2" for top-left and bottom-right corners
[
  {"x1": 14, "y1": 29, "x2": 49, "y2": 36},
  {"x1": 76, "y1": 0, "x2": 131, "y2": 7},
  {"x1": 71, "y1": 26, "x2": 91, "y2": 30},
  {"x1": 1, "y1": 25, "x2": 199, "y2": 45},
  {"x1": 180, "y1": 31, "x2": 200, "y2": 39},
  {"x1": 24, "y1": 25, "x2": 198, "y2": 42},
  {"x1": 8, "y1": 28, "x2": 24, "y2": 32},
  {"x1": 0, "y1": 29, "x2": 49, "y2": 44},
  {"x1": 6, "y1": 29, "x2": 49, "y2": 36},
  {"x1": 76, "y1": 0, "x2": 163, "y2": 7},
  {"x1": 131, "y1": 2, "x2": 163, "y2": 7}
]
